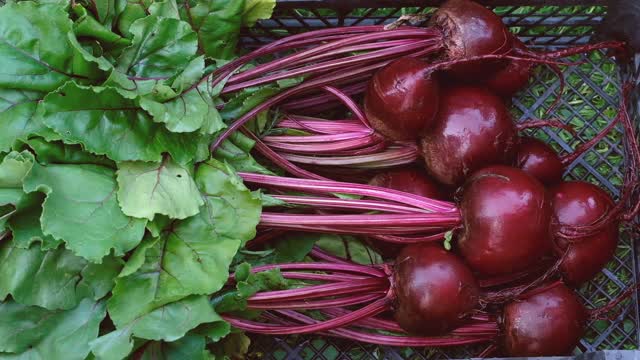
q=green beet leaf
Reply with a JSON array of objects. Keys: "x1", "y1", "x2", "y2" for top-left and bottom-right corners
[
  {"x1": 21, "y1": 138, "x2": 116, "y2": 168},
  {"x1": 107, "y1": 210, "x2": 241, "y2": 325},
  {"x1": 132, "y1": 334, "x2": 213, "y2": 360},
  {"x1": 0, "y1": 299, "x2": 107, "y2": 360},
  {"x1": 0, "y1": 240, "x2": 122, "y2": 310},
  {"x1": 8, "y1": 193, "x2": 61, "y2": 250},
  {"x1": 116, "y1": 156, "x2": 203, "y2": 220},
  {"x1": 179, "y1": 0, "x2": 245, "y2": 60},
  {"x1": 0, "y1": 2, "x2": 96, "y2": 92},
  {"x1": 214, "y1": 132, "x2": 275, "y2": 175},
  {"x1": 117, "y1": 15, "x2": 198, "y2": 78},
  {"x1": 195, "y1": 159, "x2": 262, "y2": 245},
  {"x1": 22, "y1": 161, "x2": 146, "y2": 263},
  {"x1": 0, "y1": 89, "x2": 45, "y2": 152},
  {"x1": 92, "y1": 296, "x2": 219, "y2": 358},
  {"x1": 242, "y1": 0, "x2": 276, "y2": 27},
  {"x1": 0, "y1": 151, "x2": 33, "y2": 207},
  {"x1": 139, "y1": 82, "x2": 224, "y2": 134},
  {"x1": 39, "y1": 82, "x2": 210, "y2": 163}
]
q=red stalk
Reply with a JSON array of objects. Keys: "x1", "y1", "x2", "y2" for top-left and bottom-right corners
[{"x1": 221, "y1": 297, "x2": 391, "y2": 335}]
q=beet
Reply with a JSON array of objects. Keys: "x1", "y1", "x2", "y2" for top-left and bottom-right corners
[
  {"x1": 394, "y1": 244, "x2": 479, "y2": 335},
  {"x1": 515, "y1": 137, "x2": 564, "y2": 186},
  {"x1": 368, "y1": 168, "x2": 445, "y2": 200},
  {"x1": 364, "y1": 57, "x2": 440, "y2": 140},
  {"x1": 550, "y1": 181, "x2": 619, "y2": 286},
  {"x1": 457, "y1": 166, "x2": 553, "y2": 276},
  {"x1": 503, "y1": 283, "x2": 587, "y2": 356},
  {"x1": 485, "y1": 36, "x2": 534, "y2": 97},
  {"x1": 419, "y1": 86, "x2": 517, "y2": 186},
  {"x1": 430, "y1": 0, "x2": 512, "y2": 79}
]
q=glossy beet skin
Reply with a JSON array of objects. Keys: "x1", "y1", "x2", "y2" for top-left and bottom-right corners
[
  {"x1": 430, "y1": 0, "x2": 512, "y2": 80},
  {"x1": 485, "y1": 37, "x2": 534, "y2": 97},
  {"x1": 364, "y1": 57, "x2": 440, "y2": 140},
  {"x1": 393, "y1": 244, "x2": 479, "y2": 335},
  {"x1": 503, "y1": 284, "x2": 587, "y2": 356},
  {"x1": 368, "y1": 168, "x2": 444, "y2": 200},
  {"x1": 551, "y1": 181, "x2": 619, "y2": 286},
  {"x1": 419, "y1": 86, "x2": 517, "y2": 186},
  {"x1": 516, "y1": 137, "x2": 564, "y2": 186},
  {"x1": 457, "y1": 166, "x2": 553, "y2": 276}
]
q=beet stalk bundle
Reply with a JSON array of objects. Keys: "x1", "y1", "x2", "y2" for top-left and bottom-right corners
[
  {"x1": 221, "y1": 247, "x2": 637, "y2": 357},
  {"x1": 206, "y1": 0, "x2": 625, "y2": 157}
]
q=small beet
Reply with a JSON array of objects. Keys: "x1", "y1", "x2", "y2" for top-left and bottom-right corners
[
  {"x1": 430, "y1": 0, "x2": 512, "y2": 79},
  {"x1": 364, "y1": 57, "x2": 440, "y2": 140},
  {"x1": 368, "y1": 168, "x2": 445, "y2": 200},
  {"x1": 516, "y1": 137, "x2": 564, "y2": 185},
  {"x1": 457, "y1": 166, "x2": 553, "y2": 276},
  {"x1": 394, "y1": 244, "x2": 479, "y2": 335},
  {"x1": 486, "y1": 36, "x2": 534, "y2": 97},
  {"x1": 551, "y1": 181, "x2": 619, "y2": 286},
  {"x1": 419, "y1": 86, "x2": 517, "y2": 186},
  {"x1": 503, "y1": 283, "x2": 587, "y2": 356}
]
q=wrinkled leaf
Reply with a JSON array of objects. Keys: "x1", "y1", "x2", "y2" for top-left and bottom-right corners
[
  {"x1": 22, "y1": 138, "x2": 115, "y2": 168},
  {"x1": 22, "y1": 161, "x2": 146, "y2": 262},
  {"x1": 0, "y1": 151, "x2": 33, "y2": 207},
  {"x1": 136, "y1": 334, "x2": 212, "y2": 360},
  {"x1": 116, "y1": 156, "x2": 203, "y2": 220},
  {"x1": 40, "y1": 82, "x2": 209, "y2": 163},
  {"x1": 195, "y1": 159, "x2": 262, "y2": 245},
  {"x1": 7, "y1": 192, "x2": 61, "y2": 250},
  {"x1": 117, "y1": 15, "x2": 198, "y2": 78},
  {"x1": 107, "y1": 210, "x2": 240, "y2": 325},
  {"x1": 73, "y1": 5, "x2": 130, "y2": 53},
  {"x1": 0, "y1": 89, "x2": 45, "y2": 152},
  {"x1": 95, "y1": 295, "x2": 218, "y2": 357},
  {"x1": 139, "y1": 82, "x2": 224, "y2": 134},
  {"x1": 149, "y1": 0, "x2": 180, "y2": 18},
  {"x1": 179, "y1": 0, "x2": 244, "y2": 59},
  {"x1": 0, "y1": 299, "x2": 106, "y2": 359},
  {"x1": 0, "y1": 240, "x2": 122, "y2": 310},
  {"x1": 0, "y1": 2, "x2": 95, "y2": 92}
]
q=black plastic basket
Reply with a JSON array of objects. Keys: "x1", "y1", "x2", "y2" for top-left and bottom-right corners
[{"x1": 240, "y1": 1, "x2": 640, "y2": 358}]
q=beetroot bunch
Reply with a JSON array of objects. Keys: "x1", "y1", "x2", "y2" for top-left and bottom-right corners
[{"x1": 210, "y1": 0, "x2": 639, "y2": 357}]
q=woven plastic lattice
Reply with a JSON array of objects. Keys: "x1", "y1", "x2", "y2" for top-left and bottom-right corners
[{"x1": 240, "y1": 2, "x2": 640, "y2": 359}]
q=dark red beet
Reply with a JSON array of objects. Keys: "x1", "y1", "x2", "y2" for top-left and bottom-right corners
[
  {"x1": 516, "y1": 137, "x2": 564, "y2": 186},
  {"x1": 503, "y1": 283, "x2": 587, "y2": 356},
  {"x1": 393, "y1": 244, "x2": 479, "y2": 335},
  {"x1": 457, "y1": 166, "x2": 553, "y2": 276},
  {"x1": 550, "y1": 181, "x2": 619, "y2": 286},
  {"x1": 368, "y1": 168, "x2": 445, "y2": 200},
  {"x1": 364, "y1": 57, "x2": 440, "y2": 140},
  {"x1": 430, "y1": 0, "x2": 512, "y2": 79},
  {"x1": 485, "y1": 37, "x2": 534, "y2": 97},
  {"x1": 419, "y1": 86, "x2": 517, "y2": 186}
]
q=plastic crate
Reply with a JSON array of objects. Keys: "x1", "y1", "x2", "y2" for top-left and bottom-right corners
[{"x1": 239, "y1": 1, "x2": 640, "y2": 358}]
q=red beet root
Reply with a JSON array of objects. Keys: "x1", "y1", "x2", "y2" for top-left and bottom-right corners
[
  {"x1": 485, "y1": 36, "x2": 534, "y2": 97},
  {"x1": 430, "y1": 0, "x2": 512, "y2": 79},
  {"x1": 393, "y1": 244, "x2": 479, "y2": 335},
  {"x1": 368, "y1": 168, "x2": 445, "y2": 200},
  {"x1": 364, "y1": 57, "x2": 440, "y2": 140},
  {"x1": 516, "y1": 137, "x2": 564, "y2": 186},
  {"x1": 550, "y1": 181, "x2": 619, "y2": 286},
  {"x1": 419, "y1": 86, "x2": 517, "y2": 186},
  {"x1": 503, "y1": 283, "x2": 587, "y2": 356},
  {"x1": 457, "y1": 166, "x2": 553, "y2": 276}
]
